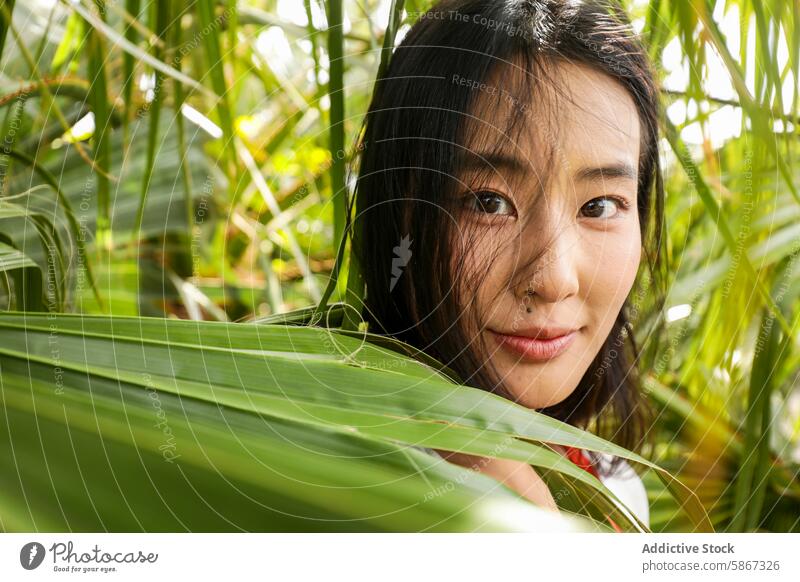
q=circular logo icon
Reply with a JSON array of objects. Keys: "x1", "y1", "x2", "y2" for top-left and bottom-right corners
[{"x1": 20, "y1": 542, "x2": 46, "y2": 570}]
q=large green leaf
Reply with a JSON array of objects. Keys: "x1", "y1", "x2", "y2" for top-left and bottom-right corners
[{"x1": 0, "y1": 311, "x2": 713, "y2": 532}]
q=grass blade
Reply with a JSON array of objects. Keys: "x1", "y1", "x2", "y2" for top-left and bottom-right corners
[
  {"x1": 195, "y1": 0, "x2": 236, "y2": 179},
  {"x1": 121, "y1": 0, "x2": 141, "y2": 144},
  {"x1": 84, "y1": 2, "x2": 112, "y2": 247},
  {"x1": 326, "y1": 0, "x2": 347, "y2": 269},
  {"x1": 0, "y1": 0, "x2": 14, "y2": 63},
  {"x1": 132, "y1": 0, "x2": 169, "y2": 244}
]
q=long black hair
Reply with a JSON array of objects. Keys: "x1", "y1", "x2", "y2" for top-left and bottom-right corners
[{"x1": 349, "y1": 0, "x2": 666, "y2": 473}]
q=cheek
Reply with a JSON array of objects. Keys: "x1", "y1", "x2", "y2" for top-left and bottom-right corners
[{"x1": 583, "y1": 226, "x2": 641, "y2": 324}]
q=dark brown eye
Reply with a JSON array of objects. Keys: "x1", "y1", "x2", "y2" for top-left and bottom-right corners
[
  {"x1": 466, "y1": 191, "x2": 515, "y2": 216},
  {"x1": 580, "y1": 196, "x2": 626, "y2": 219}
]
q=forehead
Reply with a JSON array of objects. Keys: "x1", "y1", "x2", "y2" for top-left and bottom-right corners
[{"x1": 459, "y1": 60, "x2": 641, "y2": 185}]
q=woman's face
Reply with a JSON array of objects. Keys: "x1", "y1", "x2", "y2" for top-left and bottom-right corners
[{"x1": 454, "y1": 61, "x2": 642, "y2": 409}]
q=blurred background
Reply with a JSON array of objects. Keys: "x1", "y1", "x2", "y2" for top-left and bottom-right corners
[{"x1": 0, "y1": 0, "x2": 798, "y2": 531}]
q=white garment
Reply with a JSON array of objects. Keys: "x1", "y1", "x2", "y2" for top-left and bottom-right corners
[
  {"x1": 590, "y1": 452, "x2": 650, "y2": 529},
  {"x1": 412, "y1": 445, "x2": 650, "y2": 529}
]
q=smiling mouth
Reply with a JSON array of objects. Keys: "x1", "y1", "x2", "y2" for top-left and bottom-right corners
[{"x1": 488, "y1": 328, "x2": 581, "y2": 361}]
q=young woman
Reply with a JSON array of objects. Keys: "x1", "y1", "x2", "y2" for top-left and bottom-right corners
[{"x1": 350, "y1": 0, "x2": 665, "y2": 527}]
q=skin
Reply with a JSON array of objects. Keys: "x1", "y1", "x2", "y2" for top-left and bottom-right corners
[{"x1": 436, "y1": 61, "x2": 643, "y2": 510}]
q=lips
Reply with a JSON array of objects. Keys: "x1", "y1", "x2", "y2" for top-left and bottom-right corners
[
  {"x1": 489, "y1": 327, "x2": 580, "y2": 361},
  {"x1": 506, "y1": 326, "x2": 579, "y2": 340}
]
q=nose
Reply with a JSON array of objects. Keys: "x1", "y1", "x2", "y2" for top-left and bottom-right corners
[{"x1": 520, "y1": 221, "x2": 580, "y2": 304}]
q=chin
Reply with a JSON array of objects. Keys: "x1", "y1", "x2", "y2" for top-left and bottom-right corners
[{"x1": 507, "y1": 383, "x2": 576, "y2": 410}]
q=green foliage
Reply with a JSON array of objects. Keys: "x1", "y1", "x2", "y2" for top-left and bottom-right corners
[{"x1": 0, "y1": 310, "x2": 719, "y2": 531}]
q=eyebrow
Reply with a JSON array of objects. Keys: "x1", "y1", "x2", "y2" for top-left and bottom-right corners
[
  {"x1": 574, "y1": 162, "x2": 638, "y2": 183},
  {"x1": 457, "y1": 151, "x2": 528, "y2": 174},
  {"x1": 458, "y1": 151, "x2": 638, "y2": 185}
]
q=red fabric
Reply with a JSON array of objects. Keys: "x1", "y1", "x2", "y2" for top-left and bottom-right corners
[
  {"x1": 563, "y1": 445, "x2": 600, "y2": 478},
  {"x1": 561, "y1": 446, "x2": 622, "y2": 533}
]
